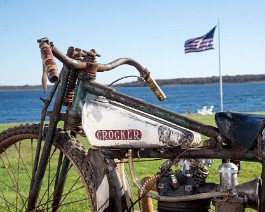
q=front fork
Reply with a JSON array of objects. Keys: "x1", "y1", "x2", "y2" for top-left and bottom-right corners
[{"x1": 27, "y1": 66, "x2": 71, "y2": 211}]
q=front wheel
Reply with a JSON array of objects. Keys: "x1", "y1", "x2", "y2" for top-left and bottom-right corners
[{"x1": 0, "y1": 124, "x2": 97, "y2": 211}]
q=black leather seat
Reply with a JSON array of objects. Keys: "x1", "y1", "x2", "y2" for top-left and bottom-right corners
[{"x1": 215, "y1": 112, "x2": 265, "y2": 149}]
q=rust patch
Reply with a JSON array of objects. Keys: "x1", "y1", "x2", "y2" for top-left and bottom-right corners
[{"x1": 158, "y1": 125, "x2": 194, "y2": 147}]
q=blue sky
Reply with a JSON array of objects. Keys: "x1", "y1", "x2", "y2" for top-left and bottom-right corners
[{"x1": 0, "y1": 0, "x2": 264, "y2": 85}]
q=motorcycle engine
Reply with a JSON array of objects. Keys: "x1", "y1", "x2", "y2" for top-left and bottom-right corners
[{"x1": 156, "y1": 159, "x2": 215, "y2": 212}]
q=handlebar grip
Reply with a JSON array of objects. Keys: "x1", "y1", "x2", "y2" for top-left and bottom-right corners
[
  {"x1": 145, "y1": 75, "x2": 166, "y2": 101},
  {"x1": 39, "y1": 41, "x2": 59, "y2": 83}
]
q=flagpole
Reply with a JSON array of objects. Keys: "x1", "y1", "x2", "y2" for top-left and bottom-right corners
[{"x1": 218, "y1": 19, "x2": 223, "y2": 111}]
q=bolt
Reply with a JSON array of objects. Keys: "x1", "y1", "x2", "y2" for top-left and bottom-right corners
[{"x1": 229, "y1": 189, "x2": 237, "y2": 197}]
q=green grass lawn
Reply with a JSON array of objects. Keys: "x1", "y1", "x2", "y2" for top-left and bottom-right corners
[{"x1": 0, "y1": 114, "x2": 262, "y2": 211}]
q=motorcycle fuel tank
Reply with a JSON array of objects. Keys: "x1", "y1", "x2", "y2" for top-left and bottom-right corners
[{"x1": 82, "y1": 96, "x2": 201, "y2": 149}]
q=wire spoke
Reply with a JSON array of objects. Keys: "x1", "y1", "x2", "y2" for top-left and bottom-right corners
[
  {"x1": 59, "y1": 176, "x2": 82, "y2": 206},
  {"x1": 14, "y1": 140, "x2": 32, "y2": 181},
  {"x1": 4, "y1": 149, "x2": 17, "y2": 182},
  {"x1": 0, "y1": 188, "x2": 11, "y2": 211},
  {"x1": 63, "y1": 184, "x2": 85, "y2": 195},
  {"x1": 0, "y1": 194, "x2": 21, "y2": 211},
  {"x1": 0, "y1": 155, "x2": 17, "y2": 190},
  {"x1": 20, "y1": 197, "x2": 29, "y2": 212},
  {"x1": 38, "y1": 183, "x2": 85, "y2": 208},
  {"x1": 14, "y1": 142, "x2": 27, "y2": 208},
  {"x1": 39, "y1": 163, "x2": 74, "y2": 211},
  {"x1": 38, "y1": 147, "x2": 58, "y2": 206},
  {"x1": 51, "y1": 197, "x2": 89, "y2": 209},
  {"x1": 0, "y1": 144, "x2": 28, "y2": 209},
  {"x1": 0, "y1": 153, "x2": 27, "y2": 206},
  {"x1": 39, "y1": 196, "x2": 89, "y2": 210},
  {"x1": 20, "y1": 140, "x2": 34, "y2": 212},
  {"x1": 0, "y1": 179, "x2": 27, "y2": 200}
]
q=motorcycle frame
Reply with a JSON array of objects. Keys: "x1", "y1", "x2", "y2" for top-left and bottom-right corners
[
  {"x1": 80, "y1": 78, "x2": 265, "y2": 212},
  {"x1": 28, "y1": 53, "x2": 265, "y2": 212}
]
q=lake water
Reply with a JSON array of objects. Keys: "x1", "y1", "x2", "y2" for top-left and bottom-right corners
[{"x1": 1, "y1": 82, "x2": 265, "y2": 123}]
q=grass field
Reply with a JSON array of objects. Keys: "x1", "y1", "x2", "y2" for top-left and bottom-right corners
[{"x1": 0, "y1": 114, "x2": 262, "y2": 211}]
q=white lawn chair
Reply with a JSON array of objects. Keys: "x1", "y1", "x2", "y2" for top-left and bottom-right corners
[
  {"x1": 205, "y1": 105, "x2": 214, "y2": 115},
  {"x1": 197, "y1": 106, "x2": 207, "y2": 115}
]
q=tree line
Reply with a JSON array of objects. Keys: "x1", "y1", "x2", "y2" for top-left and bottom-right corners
[
  {"x1": 114, "y1": 74, "x2": 265, "y2": 87},
  {"x1": 1, "y1": 74, "x2": 265, "y2": 90}
]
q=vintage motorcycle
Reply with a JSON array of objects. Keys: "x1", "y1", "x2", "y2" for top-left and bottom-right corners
[{"x1": 0, "y1": 38, "x2": 264, "y2": 212}]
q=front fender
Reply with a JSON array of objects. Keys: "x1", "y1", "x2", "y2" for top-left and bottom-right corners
[
  {"x1": 87, "y1": 149, "x2": 115, "y2": 211},
  {"x1": 87, "y1": 149, "x2": 133, "y2": 211}
]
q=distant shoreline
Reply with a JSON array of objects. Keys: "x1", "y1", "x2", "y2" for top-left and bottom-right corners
[
  {"x1": 0, "y1": 88, "x2": 44, "y2": 92},
  {"x1": 114, "y1": 74, "x2": 265, "y2": 87},
  {"x1": 0, "y1": 85, "x2": 51, "y2": 91},
  {"x1": 1, "y1": 74, "x2": 265, "y2": 91}
]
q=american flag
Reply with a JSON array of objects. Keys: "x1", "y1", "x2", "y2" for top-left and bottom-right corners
[{"x1": 184, "y1": 26, "x2": 216, "y2": 54}]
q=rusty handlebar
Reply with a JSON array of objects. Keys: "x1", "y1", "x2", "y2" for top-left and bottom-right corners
[
  {"x1": 38, "y1": 38, "x2": 166, "y2": 100},
  {"x1": 37, "y1": 38, "x2": 59, "y2": 92}
]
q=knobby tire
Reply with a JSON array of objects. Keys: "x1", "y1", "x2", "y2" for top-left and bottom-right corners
[{"x1": 0, "y1": 123, "x2": 97, "y2": 211}]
